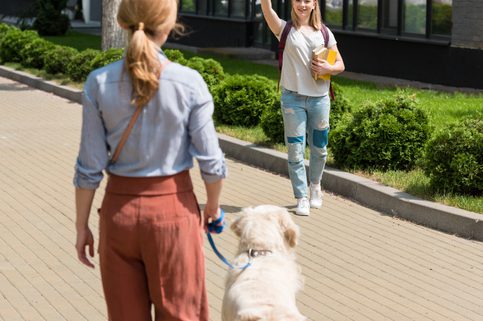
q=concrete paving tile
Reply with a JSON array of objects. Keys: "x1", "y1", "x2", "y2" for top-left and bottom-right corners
[{"x1": 1, "y1": 76, "x2": 483, "y2": 321}]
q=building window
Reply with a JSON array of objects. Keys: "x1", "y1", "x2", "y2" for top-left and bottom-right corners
[
  {"x1": 231, "y1": 0, "x2": 246, "y2": 17},
  {"x1": 325, "y1": 0, "x2": 343, "y2": 27},
  {"x1": 181, "y1": 0, "x2": 196, "y2": 13},
  {"x1": 382, "y1": 0, "x2": 398, "y2": 31},
  {"x1": 214, "y1": 0, "x2": 229, "y2": 16},
  {"x1": 322, "y1": 0, "x2": 451, "y2": 40},
  {"x1": 358, "y1": 0, "x2": 378, "y2": 30},
  {"x1": 404, "y1": 0, "x2": 426, "y2": 35},
  {"x1": 432, "y1": 0, "x2": 452, "y2": 35}
]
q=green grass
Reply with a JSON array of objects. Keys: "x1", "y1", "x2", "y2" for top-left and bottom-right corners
[
  {"x1": 41, "y1": 30, "x2": 101, "y2": 51},
  {"x1": 32, "y1": 32, "x2": 483, "y2": 213}
]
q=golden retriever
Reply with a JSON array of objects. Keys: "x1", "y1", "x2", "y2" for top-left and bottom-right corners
[{"x1": 221, "y1": 205, "x2": 306, "y2": 321}]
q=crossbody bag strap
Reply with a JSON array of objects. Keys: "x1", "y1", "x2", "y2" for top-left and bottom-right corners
[
  {"x1": 110, "y1": 105, "x2": 143, "y2": 165},
  {"x1": 109, "y1": 59, "x2": 171, "y2": 165}
]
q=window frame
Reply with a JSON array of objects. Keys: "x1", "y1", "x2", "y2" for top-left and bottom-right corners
[
  {"x1": 320, "y1": 0, "x2": 452, "y2": 43},
  {"x1": 179, "y1": 0, "x2": 251, "y2": 19}
]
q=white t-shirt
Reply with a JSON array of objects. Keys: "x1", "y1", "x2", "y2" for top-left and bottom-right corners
[{"x1": 276, "y1": 20, "x2": 337, "y2": 97}]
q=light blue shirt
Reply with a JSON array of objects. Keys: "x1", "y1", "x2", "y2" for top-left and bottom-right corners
[{"x1": 73, "y1": 53, "x2": 226, "y2": 189}]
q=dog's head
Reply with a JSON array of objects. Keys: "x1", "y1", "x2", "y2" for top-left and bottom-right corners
[{"x1": 231, "y1": 205, "x2": 300, "y2": 252}]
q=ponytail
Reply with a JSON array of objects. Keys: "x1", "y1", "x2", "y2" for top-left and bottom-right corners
[
  {"x1": 118, "y1": 0, "x2": 180, "y2": 108},
  {"x1": 125, "y1": 22, "x2": 161, "y2": 108}
]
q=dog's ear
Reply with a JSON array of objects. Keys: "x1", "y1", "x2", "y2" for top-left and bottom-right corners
[
  {"x1": 230, "y1": 216, "x2": 243, "y2": 237},
  {"x1": 280, "y1": 211, "x2": 300, "y2": 248}
]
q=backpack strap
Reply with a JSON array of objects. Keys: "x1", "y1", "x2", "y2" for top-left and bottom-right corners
[
  {"x1": 320, "y1": 24, "x2": 335, "y2": 101},
  {"x1": 277, "y1": 21, "x2": 292, "y2": 90},
  {"x1": 278, "y1": 21, "x2": 292, "y2": 71}
]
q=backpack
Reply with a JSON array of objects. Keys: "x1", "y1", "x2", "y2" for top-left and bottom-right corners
[{"x1": 278, "y1": 21, "x2": 335, "y2": 100}]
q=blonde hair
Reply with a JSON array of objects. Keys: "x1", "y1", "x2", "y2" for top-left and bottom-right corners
[
  {"x1": 291, "y1": 0, "x2": 322, "y2": 30},
  {"x1": 117, "y1": 0, "x2": 182, "y2": 108}
]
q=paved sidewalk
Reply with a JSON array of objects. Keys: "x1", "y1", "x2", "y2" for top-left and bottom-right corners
[{"x1": 1, "y1": 76, "x2": 483, "y2": 321}]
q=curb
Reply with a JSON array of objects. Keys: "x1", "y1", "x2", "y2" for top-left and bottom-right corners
[{"x1": 1, "y1": 65, "x2": 482, "y2": 241}]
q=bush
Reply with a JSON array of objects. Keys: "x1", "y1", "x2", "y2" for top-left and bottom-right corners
[
  {"x1": 330, "y1": 82, "x2": 352, "y2": 131},
  {"x1": 260, "y1": 96, "x2": 283, "y2": 143},
  {"x1": 164, "y1": 49, "x2": 187, "y2": 65},
  {"x1": 0, "y1": 23, "x2": 15, "y2": 37},
  {"x1": 330, "y1": 91, "x2": 430, "y2": 171},
  {"x1": 67, "y1": 49, "x2": 101, "y2": 82},
  {"x1": 423, "y1": 118, "x2": 482, "y2": 195},
  {"x1": 20, "y1": 38, "x2": 55, "y2": 69},
  {"x1": 0, "y1": 29, "x2": 39, "y2": 63},
  {"x1": 213, "y1": 74, "x2": 277, "y2": 127},
  {"x1": 90, "y1": 48, "x2": 124, "y2": 70},
  {"x1": 34, "y1": 0, "x2": 70, "y2": 36},
  {"x1": 43, "y1": 45, "x2": 78, "y2": 75},
  {"x1": 185, "y1": 56, "x2": 224, "y2": 91}
]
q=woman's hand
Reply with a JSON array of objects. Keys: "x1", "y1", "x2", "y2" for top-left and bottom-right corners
[
  {"x1": 75, "y1": 226, "x2": 95, "y2": 268},
  {"x1": 311, "y1": 56, "x2": 333, "y2": 78},
  {"x1": 203, "y1": 205, "x2": 221, "y2": 232}
]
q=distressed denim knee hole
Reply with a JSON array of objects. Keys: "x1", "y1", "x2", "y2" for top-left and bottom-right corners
[{"x1": 287, "y1": 140, "x2": 304, "y2": 163}]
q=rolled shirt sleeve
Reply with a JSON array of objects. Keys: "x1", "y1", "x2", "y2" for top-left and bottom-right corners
[
  {"x1": 188, "y1": 75, "x2": 227, "y2": 183},
  {"x1": 73, "y1": 73, "x2": 109, "y2": 189}
]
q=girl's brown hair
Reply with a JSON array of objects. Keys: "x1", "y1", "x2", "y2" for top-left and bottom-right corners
[
  {"x1": 117, "y1": 0, "x2": 182, "y2": 108},
  {"x1": 291, "y1": 0, "x2": 322, "y2": 30}
]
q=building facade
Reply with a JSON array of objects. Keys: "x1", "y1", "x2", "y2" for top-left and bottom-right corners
[{"x1": 174, "y1": 0, "x2": 483, "y2": 89}]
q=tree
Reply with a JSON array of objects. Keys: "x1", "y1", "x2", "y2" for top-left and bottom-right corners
[
  {"x1": 101, "y1": 0, "x2": 127, "y2": 50},
  {"x1": 34, "y1": 0, "x2": 70, "y2": 36}
]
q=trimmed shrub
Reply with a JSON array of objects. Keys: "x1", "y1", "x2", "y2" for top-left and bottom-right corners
[
  {"x1": 0, "y1": 29, "x2": 39, "y2": 63},
  {"x1": 0, "y1": 23, "x2": 15, "y2": 36},
  {"x1": 330, "y1": 91, "x2": 430, "y2": 171},
  {"x1": 34, "y1": 0, "x2": 70, "y2": 36},
  {"x1": 67, "y1": 49, "x2": 101, "y2": 82},
  {"x1": 213, "y1": 74, "x2": 277, "y2": 127},
  {"x1": 423, "y1": 118, "x2": 482, "y2": 195},
  {"x1": 186, "y1": 56, "x2": 224, "y2": 91},
  {"x1": 20, "y1": 38, "x2": 55, "y2": 69},
  {"x1": 43, "y1": 45, "x2": 78, "y2": 75},
  {"x1": 90, "y1": 48, "x2": 124, "y2": 70},
  {"x1": 330, "y1": 82, "x2": 353, "y2": 131},
  {"x1": 164, "y1": 49, "x2": 187, "y2": 65},
  {"x1": 260, "y1": 96, "x2": 284, "y2": 143}
]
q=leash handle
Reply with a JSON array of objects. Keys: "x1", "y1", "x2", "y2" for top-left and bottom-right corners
[{"x1": 207, "y1": 209, "x2": 225, "y2": 234}]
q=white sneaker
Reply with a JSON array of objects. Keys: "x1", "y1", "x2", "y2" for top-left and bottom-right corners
[
  {"x1": 310, "y1": 183, "x2": 323, "y2": 209},
  {"x1": 295, "y1": 197, "x2": 310, "y2": 216}
]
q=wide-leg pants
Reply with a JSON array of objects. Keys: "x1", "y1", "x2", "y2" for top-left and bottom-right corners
[{"x1": 98, "y1": 171, "x2": 208, "y2": 321}]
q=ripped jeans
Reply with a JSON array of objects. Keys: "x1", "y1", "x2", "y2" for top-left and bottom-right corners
[{"x1": 281, "y1": 88, "x2": 330, "y2": 199}]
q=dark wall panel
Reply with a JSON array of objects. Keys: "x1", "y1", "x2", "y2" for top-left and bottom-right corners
[
  {"x1": 0, "y1": 0, "x2": 36, "y2": 16},
  {"x1": 170, "y1": 15, "x2": 252, "y2": 47},
  {"x1": 334, "y1": 32, "x2": 483, "y2": 89}
]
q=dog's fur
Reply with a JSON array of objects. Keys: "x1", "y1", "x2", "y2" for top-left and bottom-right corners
[{"x1": 221, "y1": 205, "x2": 306, "y2": 321}]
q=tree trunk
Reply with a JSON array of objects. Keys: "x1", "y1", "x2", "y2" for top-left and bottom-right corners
[{"x1": 101, "y1": 0, "x2": 127, "y2": 50}]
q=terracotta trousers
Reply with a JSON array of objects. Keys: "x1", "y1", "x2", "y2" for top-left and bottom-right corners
[{"x1": 98, "y1": 171, "x2": 209, "y2": 321}]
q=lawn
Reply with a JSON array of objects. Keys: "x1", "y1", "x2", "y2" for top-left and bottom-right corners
[{"x1": 39, "y1": 31, "x2": 483, "y2": 214}]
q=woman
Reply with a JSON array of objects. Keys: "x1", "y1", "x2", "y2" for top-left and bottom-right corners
[
  {"x1": 73, "y1": 0, "x2": 226, "y2": 320},
  {"x1": 261, "y1": 0, "x2": 345, "y2": 216}
]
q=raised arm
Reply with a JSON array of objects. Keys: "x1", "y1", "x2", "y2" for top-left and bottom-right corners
[{"x1": 260, "y1": 0, "x2": 283, "y2": 36}]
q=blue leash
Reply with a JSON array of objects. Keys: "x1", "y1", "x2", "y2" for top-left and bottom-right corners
[{"x1": 206, "y1": 209, "x2": 251, "y2": 270}]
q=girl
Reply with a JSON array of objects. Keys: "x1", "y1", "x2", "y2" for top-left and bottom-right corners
[{"x1": 261, "y1": 0, "x2": 345, "y2": 216}]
